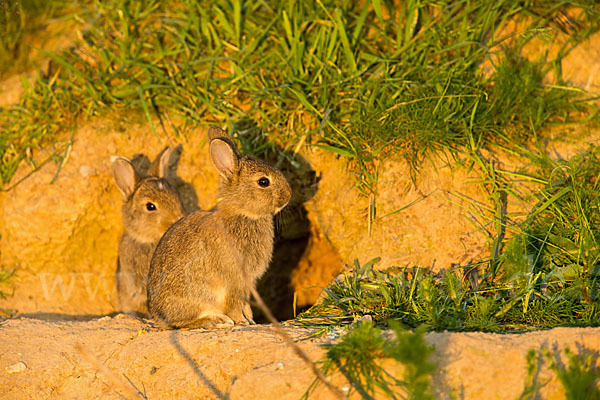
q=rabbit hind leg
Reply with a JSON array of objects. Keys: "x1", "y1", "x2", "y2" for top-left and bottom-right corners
[
  {"x1": 226, "y1": 301, "x2": 255, "y2": 325},
  {"x1": 117, "y1": 270, "x2": 148, "y2": 316},
  {"x1": 150, "y1": 292, "x2": 233, "y2": 329},
  {"x1": 157, "y1": 302, "x2": 234, "y2": 329},
  {"x1": 177, "y1": 313, "x2": 234, "y2": 329}
]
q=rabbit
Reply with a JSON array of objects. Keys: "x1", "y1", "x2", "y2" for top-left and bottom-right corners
[
  {"x1": 147, "y1": 126, "x2": 292, "y2": 329},
  {"x1": 111, "y1": 146, "x2": 185, "y2": 316}
]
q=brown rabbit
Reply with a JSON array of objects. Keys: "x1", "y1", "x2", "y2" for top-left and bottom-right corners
[
  {"x1": 111, "y1": 147, "x2": 184, "y2": 316},
  {"x1": 148, "y1": 126, "x2": 291, "y2": 329}
]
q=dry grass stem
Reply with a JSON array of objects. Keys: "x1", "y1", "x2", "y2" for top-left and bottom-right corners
[
  {"x1": 75, "y1": 342, "x2": 143, "y2": 400},
  {"x1": 249, "y1": 286, "x2": 347, "y2": 400}
]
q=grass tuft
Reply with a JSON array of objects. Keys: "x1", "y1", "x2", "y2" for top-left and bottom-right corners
[
  {"x1": 303, "y1": 321, "x2": 435, "y2": 400},
  {"x1": 520, "y1": 345, "x2": 600, "y2": 400},
  {"x1": 546, "y1": 346, "x2": 600, "y2": 400},
  {"x1": 295, "y1": 249, "x2": 599, "y2": 335},
  {"x1": 500, "y1": 147, "x2": 600, "y2": 311}
]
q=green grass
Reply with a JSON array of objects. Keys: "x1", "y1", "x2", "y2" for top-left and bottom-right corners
[
  {"x1": 294, "y1": 105, "x2": 600, "y2": 399},
  {"x1": 0, "y1": 0, "x2": 79, "y2": 76},
  {"x1": 293, "y1": 256, "x2": 598, "y2": 336},
  {"x1": 303, "y1": 321, "x2": 436, "y2": 400},
  {"x1": 502, "y1": 147, "x2": 600, "y2": 281},
  {"x1": 1, "y1": 0, "x2": 599, "y2": 190},
  {"x1": 547, "y1": 347, "x2": 600, "y2": 400},
  {"x1": 520, "y1": 346, "x2": 600, "y2": 400}
]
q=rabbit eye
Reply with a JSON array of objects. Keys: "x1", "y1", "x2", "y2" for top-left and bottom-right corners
[
  {"x1": 258, "y1": 177, "x2": 270, "y2": 187},
  {"x1": 146, "y1": 202, "x2": 157, "y2": 211}
]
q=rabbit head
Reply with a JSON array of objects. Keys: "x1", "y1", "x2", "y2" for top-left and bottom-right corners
[
  {"x1": 111, "y1": 147, "x2": 184, "y2": 243},
  {"x1": 208, "y1": 126, "x2": 291, "y2": 219}
]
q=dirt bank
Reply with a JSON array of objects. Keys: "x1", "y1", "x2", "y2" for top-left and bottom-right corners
[{"x1": 1, "y1": 315, "x2": 599, "y2": 399}]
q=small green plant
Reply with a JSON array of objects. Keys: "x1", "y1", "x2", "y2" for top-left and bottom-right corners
[
  {"x1": 304, "y1": 321, "x2": 435, "y2": 400},
  {"x1": 546, "y1": 346, "x2": 600, "y2": 400},
  {"x1": 0, "y1": 266, "x2": 15, "y2": 299},
  {"x1": 519, "y1": 346, "x2": 600, "y2": 400},
  {"x1": 518, "y1": 349, "x2": 545, "y2": 400},
  {"x1": 386, "y1": 323, "x2": 436, "y2": 400},
  {"x1": 308, "y1": 328, "x2": 600, "y2": 400}
]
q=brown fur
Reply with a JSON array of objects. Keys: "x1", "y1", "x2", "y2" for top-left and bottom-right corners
[
  {"x1": 111, "y1": 147, "x2": 184, "y2": 316},
  {"x1": 147, "y1": 127, "x2": 291, "y2": 329}
]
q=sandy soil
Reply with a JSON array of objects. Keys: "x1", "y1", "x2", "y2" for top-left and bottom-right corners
[
  {"x1": 2, "y1": 315, "x2": 599, "y2": 399},
  {"x1": 0, "y1": 315, "x2": 336, "y2": 400}
]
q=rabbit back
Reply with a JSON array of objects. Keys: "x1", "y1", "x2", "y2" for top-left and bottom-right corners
[{"x1": 148, "y1": 209, "x2": 261, "y2": 328}]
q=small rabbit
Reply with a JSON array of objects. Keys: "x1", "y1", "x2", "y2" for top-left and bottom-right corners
[
  {"x1": 148, "y1": 126, "x2": 292, "y2": 329},
  {"x1": 111, "y1": 147, "x2": 185, "y2": 316}
]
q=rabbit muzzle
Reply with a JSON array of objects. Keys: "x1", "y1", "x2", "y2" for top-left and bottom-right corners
[{"x1": 274, "y1": 181, "x2": 292, "y2": 214}]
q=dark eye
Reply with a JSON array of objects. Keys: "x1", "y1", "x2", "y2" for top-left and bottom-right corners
[
  {"x1": 146, "y1": 202, "x2": 157, "y2": 211},
  {"x1": 258, "y1": 177, "x2": 270, "y2": 187}
]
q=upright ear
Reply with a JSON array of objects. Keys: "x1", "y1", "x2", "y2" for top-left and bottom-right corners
[
  {"x1": 210, "y1": 139, "x2": 239, "y2": 178},
  {"x1": 207, "y1": 126, "x2": 241, "y2": 157},
  {"x1": 111, "y1": 156, "x2": 139, "y2": 198},
  {"x1": 208, "y1": 126, "x2": 229, "y2": 141},
  {"x1": 148, "y1": 146, "x2": 172, "y2": 178}
]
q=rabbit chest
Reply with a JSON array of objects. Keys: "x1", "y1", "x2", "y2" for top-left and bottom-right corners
[
  {"x1": 118, "y1": 233, "x2": 157, "y2": 279},
  {"x1": 220, "y1": 214, "x2": 274, "y2": 282}
]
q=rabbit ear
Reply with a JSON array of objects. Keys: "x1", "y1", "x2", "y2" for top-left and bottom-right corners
[
  {"x1": 208, "y1": 126, "x2": 241, "y2": 156},
  {"x1": 210, "y1": 139, "x2": 239, "y2": 178},
  {"x1": 111, "y1": 156, "x2": 139, "y2": 198},
  {"x1": 208, "y1": 126, "x2": 229, "y2": 141},
  {"x1": 148, "y1": 146, "x2": 172, "y2": 178}
]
